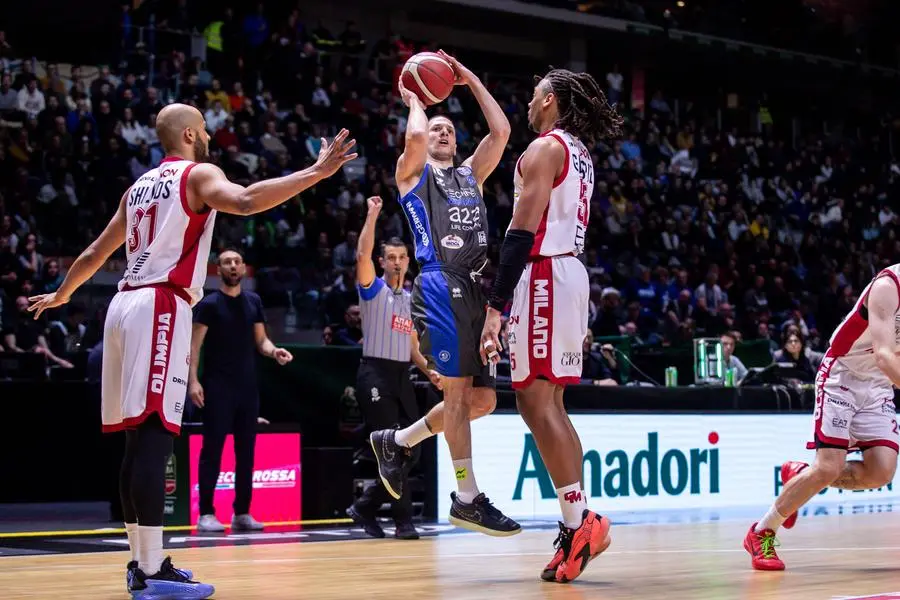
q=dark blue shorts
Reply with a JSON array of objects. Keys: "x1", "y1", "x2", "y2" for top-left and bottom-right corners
[{"x1": 411, "y1": 266, "x2": 495, "y2": 387}]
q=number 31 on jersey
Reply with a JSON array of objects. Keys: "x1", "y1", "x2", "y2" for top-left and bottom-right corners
[{"x1": 128, "y1": 203, "x2": 159, "y2": 253}]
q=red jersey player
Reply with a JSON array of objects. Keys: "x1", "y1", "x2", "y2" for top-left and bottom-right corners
[
  {"x1": 480, "y1": 69, "x2": 623, "y2": 584},
  {"x1": 745, "y1": 266, "x2": 900, "y2": 570},
  {"x1": 28, "y1": 103, "x2": 355, "y2": 597}
]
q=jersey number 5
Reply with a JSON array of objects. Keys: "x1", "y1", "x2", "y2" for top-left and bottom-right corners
[{"x1": 127, "y1": 203, "x2": 159, "y2": 253}]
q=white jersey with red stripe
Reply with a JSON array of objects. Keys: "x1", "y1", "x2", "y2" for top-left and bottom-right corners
[
  {"x1": 512, "y1": 128, "x2": 592, "y2": 258},
  {"x1": 117, "y1": 157, "x2": 216, "y2": 306},
  {"x1": 825, "y1": 264, "x2": 900, "y2": 379}
]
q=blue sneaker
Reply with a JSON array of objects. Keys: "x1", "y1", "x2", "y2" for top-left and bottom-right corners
[
  {"x1": 131, "y1": 557, "x2": 214, "y2": 599},
  {"x1": 127, "y1": 561, "x2": 193, "y2": 593}
]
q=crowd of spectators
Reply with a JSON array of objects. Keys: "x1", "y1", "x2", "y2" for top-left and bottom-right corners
[
  {"x1": 0, "y1": 1, "x2": 898, "y2": 382},
  {"x1": 527, "y1": 0, "x2": 897, "y2": 68}
]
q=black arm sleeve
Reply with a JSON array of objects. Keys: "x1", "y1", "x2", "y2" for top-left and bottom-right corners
[{"x1": 487, "y1": 229, "x2": 535, "y2": 312}]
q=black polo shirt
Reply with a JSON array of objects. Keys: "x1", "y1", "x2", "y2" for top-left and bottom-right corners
[{"x1": 193, "y1": 289, "x2": 266, "y2": 396}]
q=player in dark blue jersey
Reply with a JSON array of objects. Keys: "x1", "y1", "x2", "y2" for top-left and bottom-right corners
[{"x1": 369, "y1": 50, "x2": 520, "y2": 537}]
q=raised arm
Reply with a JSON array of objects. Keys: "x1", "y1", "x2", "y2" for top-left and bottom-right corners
[
  {"x1": 440, "y1": 51, "x2": 511, "y2": 187},
  {"x1": 189, "y1": 129, "x2": 357, "y2": 216},
  {"x1": 868, "y1": 276, "x2": 900, "y2": 387},
  {"x1": 395, "y1": 79, "x2": 429, "y2": 188},
  {"x1": 27, "y1": 189, "x2": 129, "y2": 318},
  {"x1": 357, "y1": 196, "x2": 382, "y2": 288}
]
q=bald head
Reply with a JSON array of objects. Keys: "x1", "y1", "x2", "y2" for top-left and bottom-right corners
[{"x1": 157, "y1": 103, "x2": 208, "y2": 161}]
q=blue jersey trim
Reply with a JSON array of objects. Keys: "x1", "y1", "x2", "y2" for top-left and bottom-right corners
[
  {"x1": 420, "y1": 270, "x2": 460, "y2": 376},
  {"x1": 400, "y1": 164, "x2": 436, "y2": 264},
  {"x1": 357, "y1": 277, "x2": 386, "y2": 302}
]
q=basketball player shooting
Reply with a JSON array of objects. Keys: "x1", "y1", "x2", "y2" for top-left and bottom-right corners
[
  {"x1": 369, "y1": 50, "x2": 521, "y2": 536},
  {"x1": 27, "y1": 103, "x2": 355, "y2": 599},
  {"x1": 480, "y1": 69, "x2": 623, "y2": 583},
  {"x1": 744, "y1": 268, "x2": 900, "y2": 571}
]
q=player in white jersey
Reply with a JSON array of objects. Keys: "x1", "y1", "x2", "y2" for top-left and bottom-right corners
[
  {"x1": 745, "y1": 266, "x2": 900, "y2": 571},
  {"x1": 480, "y1": 68, "x2": 623, "y2": 584},
  {"x1": 27, "y1": 103, "x2": 356, "y2": 598}
]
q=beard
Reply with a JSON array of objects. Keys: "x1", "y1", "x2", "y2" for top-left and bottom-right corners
[
  {"x1": 193, "y1": 136, "x2": 209, "y2": 162},
  {"x1": 222, "y1": 273, "x2": 242, "y2": 287}
]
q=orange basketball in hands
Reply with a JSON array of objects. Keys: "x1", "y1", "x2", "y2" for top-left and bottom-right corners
[{"x1": 400, "y1": 52, "x2": 456, "y2": 106}]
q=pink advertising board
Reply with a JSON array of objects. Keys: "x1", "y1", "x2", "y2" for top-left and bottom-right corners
[{"x1": 189, "y1": 433, "x2": 301, "y2": 525}]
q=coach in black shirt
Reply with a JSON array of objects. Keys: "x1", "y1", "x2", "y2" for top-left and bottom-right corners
[{"x1": 189, "y1": 249, "x2": 293, "y2": 533}]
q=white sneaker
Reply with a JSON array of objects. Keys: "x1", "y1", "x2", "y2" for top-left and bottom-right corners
[
  {"x1": 231, "y1": 514, "x2": 264, "y2": 531},
  {"x1": 197, "y1": 514, "x2": 226, "y2": 532}
]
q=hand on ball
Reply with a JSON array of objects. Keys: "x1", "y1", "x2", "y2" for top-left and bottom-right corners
[
  {"x1": 437, "y1": 50, "x2": 474, "y2": 86},
  {"x1": 397, "y1": 77, "x2": 423, "y2": 109}
]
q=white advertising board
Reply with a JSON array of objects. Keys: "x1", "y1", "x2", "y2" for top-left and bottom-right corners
[{"x1": 436, "y1": 414, "x2": 900, "y2": 520}]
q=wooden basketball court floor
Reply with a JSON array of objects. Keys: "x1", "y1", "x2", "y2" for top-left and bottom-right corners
[{"x1": 1, "y1": 512, "x2": 899, "y2": 599}]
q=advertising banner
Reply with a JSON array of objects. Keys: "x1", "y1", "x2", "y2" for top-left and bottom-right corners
[
  {"x1": 437, "y1": 414, "x2": 900, "y2": 520},
  {"x1": 189, "y1": 433, "x2": 302, "y2": 525}
]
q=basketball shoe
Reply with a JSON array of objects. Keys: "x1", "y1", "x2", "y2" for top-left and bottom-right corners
[
  {"x1": 780, "y1": 461, "x2": 809, "y2": 529},
  {"x1": 448, "y1": 492, "x2": 521, "y2": 536},
  {"x1": 743, "y1": 523, "x2": 785, "y2": 571},
  {"x1": 130, "y1": 557, "x2": 214, "y2": 599},
  {"x1": 541, "y1": 510, "x2": 611, "y2": 583},
  {"x1": 369, "y1": 429, "x2": 410, "y2": 500},
  {"x1": 346, "y1": 505, "x2": 385, "y2": 539},
  {"x1": 127, "y1": 561, "x2": 193, "y2": 593}
]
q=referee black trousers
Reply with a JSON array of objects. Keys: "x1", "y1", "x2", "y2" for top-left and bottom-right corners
[
  {"x1": 354, "y1": 357, "x2": 419, "y2": 522},
  {"x1": 198, "y1": 384, "x2": 259, "y2": 517}
]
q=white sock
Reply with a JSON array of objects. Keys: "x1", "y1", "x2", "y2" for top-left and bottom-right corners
[
  {"x1": 755, "y1": 506, "x2": 786, "y2": 533},
  {"x1": 556, "y1": 482, "x2": 588, "y2": 529},
  {"x1": 452, "y1": 458, "x2": 480, "y2": 503},
  {"x1": 395, "y1": 417, "x2": 434, "y2": 448},
  {"x1": 125, "y1": 523, "x2": 139, "y2": 562},
  {"x1": 138, "y1": 526, "x2": 164, "y2": 575}
]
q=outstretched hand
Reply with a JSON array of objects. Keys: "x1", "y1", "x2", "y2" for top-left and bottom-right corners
[
  {"x1": 315, "y1": 129, "x2": 358, "y2": 177},
  {"x1": 27, "y1": 292, "x2": 69, "y2": 320}
]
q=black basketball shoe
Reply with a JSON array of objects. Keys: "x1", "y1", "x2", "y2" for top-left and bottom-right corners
[
  {"x1": 448, "y1": 492, "x2": 522, "y2": 537},
  {"x1": 369, "y1": 429, "x2": 409, "y2": 500},
  {"x1": 346, "y1": 505, "x2": 385, "y2": 539}
]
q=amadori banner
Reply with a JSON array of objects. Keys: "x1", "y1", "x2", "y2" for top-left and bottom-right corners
[{"x1": 436, "y1": 414, "x2": 900, "y2": 520}]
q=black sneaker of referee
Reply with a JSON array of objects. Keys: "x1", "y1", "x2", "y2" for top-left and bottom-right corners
[
  {"x1": 369, "y1": 429, "x2": 410, "y2": 500},
  {"x1": 449, "y1": 492, "x2": 522, "y2": 537},
  {"x1": 346, "y1": 505, "x2": 385, "y2": 539}
]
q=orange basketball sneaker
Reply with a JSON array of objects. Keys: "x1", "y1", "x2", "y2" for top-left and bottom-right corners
[
  {"x1": 780, "y1": 461, "x2": 809, "y2": 529},
  {"x1": 541, "y1": 510, "x2": 611, "y2": 583},
  {"x1": 743, "y1": 523, "x2": 785, "y2": 571}
]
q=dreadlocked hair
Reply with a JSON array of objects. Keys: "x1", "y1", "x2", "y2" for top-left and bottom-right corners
[{"x1": 542, "y1": 69, "x2": 624, "y2": 145}]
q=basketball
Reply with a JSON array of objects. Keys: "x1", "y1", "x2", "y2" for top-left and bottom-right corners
[{"x1": 400, "y1": 52, "x2": 456, "y2": 106}]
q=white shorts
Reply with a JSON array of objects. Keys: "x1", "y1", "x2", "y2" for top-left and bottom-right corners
[
  {"x1": 508, "y1": 255, "x2": 589, "y2": 389},
  {"x1": 102, "y1": 286, "x2": 192, "y2": 435},
  {"x1": 808, "y1": 356, "x2": 900, "y2": 452}
]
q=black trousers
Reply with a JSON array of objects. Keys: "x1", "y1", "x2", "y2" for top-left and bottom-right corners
[
  {"x1": 354, "y1": 357, "x2": 419, "y2": 522},
  {"x1": 198, "y1": 383, "x2": 259, "y2": 516}
]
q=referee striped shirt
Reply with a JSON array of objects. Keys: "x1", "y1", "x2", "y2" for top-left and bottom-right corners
[{"x1": 358, "y1": 277, "x2": 412, "y2": 362}]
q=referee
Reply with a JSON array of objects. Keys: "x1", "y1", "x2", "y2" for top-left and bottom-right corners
[
  {"x1": 189, "y1": 249, "x2": 294, "y2": 533},
  {"x1": 347, "y1": 196, "x2": 440, "y2": 540}
]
